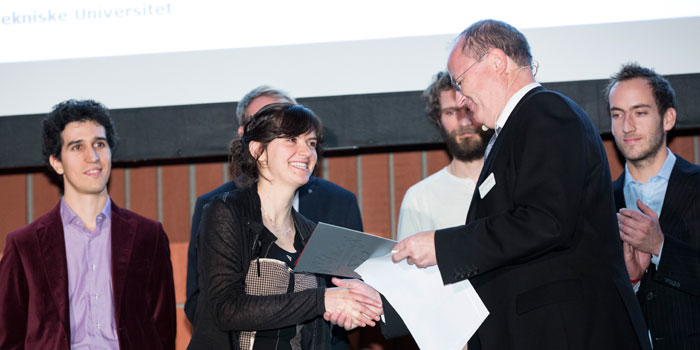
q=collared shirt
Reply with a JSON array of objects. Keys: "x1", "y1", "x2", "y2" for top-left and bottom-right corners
[
  {"x1": 484, "y1": 82, "x2": 541, "y2": 159},
  {"x1": 61, "y1": 197, "x2": 119, "y2": 349},
  {"x1": 494, "y1": 82, "x2": 541, "y2": 131},
  {"x1": 623, "y1": 148, "x2": 676, "y2": 266}
]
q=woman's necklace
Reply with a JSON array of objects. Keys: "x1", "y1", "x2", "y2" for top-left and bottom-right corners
[{"x1": 261, "y1": 206, "x2": 293, "y2": 236}]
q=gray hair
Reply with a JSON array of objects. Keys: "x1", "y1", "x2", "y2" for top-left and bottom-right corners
[
  {"x1": 235, "y1": 85, "x2": 296, "y2": 125},
  {"x1": 457, "y1": 19, "x2": 532, "y2": 67}
]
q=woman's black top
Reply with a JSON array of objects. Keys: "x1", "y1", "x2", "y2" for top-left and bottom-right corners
[
  {"x1": 252, "y1": 242, "x2": 301, "y2": 350},
  {"x1": 188, "y1": 186, "x2": 331, "y2": 350}
]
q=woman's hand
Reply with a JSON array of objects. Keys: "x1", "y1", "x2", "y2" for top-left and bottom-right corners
[
  {"x1": 323, "y1": 278, "x2": 383, "y2": 330},
  {"x1": 324, "y1": 284, "x2": 382, "y2": 330}
]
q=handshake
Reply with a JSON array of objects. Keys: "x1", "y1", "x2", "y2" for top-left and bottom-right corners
[
  {"x1": 323, "y1": 277, "x2": 383, "y2": 330},
  {"x1": 319, "y1": 230, "x2": 439, "y2": 330}
]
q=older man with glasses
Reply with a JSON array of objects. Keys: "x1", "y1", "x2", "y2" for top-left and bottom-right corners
[{"x1": 386, "y1": 19, "x2": 651, "y2": 350}]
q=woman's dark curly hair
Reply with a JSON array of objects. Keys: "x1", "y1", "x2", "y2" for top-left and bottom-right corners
[
  {"x1": 229, "y1": 103, "x2": 323, "y2": 188},
  {"x1": 42, "y1": 99, "x2": 118, "y2": 170}
]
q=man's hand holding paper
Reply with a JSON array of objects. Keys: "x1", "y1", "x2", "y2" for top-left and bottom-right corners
[
  {"x1": 391, "y1": 230, "x2": 437, "y2": 267},
  {"x1": 295, "y1": 222, "x2": 488, "y2": 348}
]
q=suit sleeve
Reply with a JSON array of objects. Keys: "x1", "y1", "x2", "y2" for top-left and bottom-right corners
[
  {"x1": 148, "y1": 223, "x2": 177, "y2": 350},
  {"x1": 654, "y1": 234, "x2": 700, "y2": 295},
  {"x1": 436, "y1": 96, "x2": 590, "y2": 284},
  {"x1": 200, "y1": 198, "x2": 326, "y2": 331},
  {"x1": 185, "y1": 195, "x2": 207, "y2": 323},
  {"x1": 0, "y1": 233, "x2": 29, "y2": 349}
]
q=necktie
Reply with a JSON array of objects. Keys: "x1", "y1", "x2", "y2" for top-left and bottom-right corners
[{"x1": 484, "y1": 127, "x2": 501, "y2": 159}]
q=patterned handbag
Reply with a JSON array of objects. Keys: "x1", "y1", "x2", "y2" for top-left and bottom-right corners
[{"x1": 238, "y1": 258, "x2": 318, "y2": 350}]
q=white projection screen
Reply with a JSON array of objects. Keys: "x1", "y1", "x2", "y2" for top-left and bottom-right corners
[{"x1": 1, "y1": 0, "x2": 700, "y2": 117}]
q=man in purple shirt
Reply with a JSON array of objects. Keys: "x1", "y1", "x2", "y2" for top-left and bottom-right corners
[{"x1": 0, "y1": 100, "x2": 176, "y2": 349}]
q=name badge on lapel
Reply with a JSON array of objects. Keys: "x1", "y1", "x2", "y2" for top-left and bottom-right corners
[{"x1": 479, "y1": 173, "x2": 496, "y2": 199}]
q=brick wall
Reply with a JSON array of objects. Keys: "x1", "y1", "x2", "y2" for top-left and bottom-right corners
[{"x1": 1, "y1": 134, "x2": 698, "y2": 349}]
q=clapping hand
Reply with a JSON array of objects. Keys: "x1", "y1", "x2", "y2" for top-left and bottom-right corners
[
  {"x1": 617, "y1": 200, "x2": 664, "y2": 255},
  {"x1": 622, "y1": 241, "x2": 650, "y2": 282}
]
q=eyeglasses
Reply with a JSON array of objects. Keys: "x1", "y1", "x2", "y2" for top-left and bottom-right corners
[{"x1": 450, "y1": 52, "x2": 489, "y2": 94}]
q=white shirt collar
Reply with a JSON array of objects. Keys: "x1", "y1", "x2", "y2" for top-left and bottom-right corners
[{"x1": 494, "y1": 82, "x2": 541, "y2": 131}]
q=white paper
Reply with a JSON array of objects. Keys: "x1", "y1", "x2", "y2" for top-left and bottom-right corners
[{"x1": 355, "y1": 254, "x2": 488, "y2": 350}]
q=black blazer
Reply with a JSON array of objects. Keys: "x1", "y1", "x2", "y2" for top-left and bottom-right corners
[
  {"x1": 185, "y1": 177, "x2": 363, "y2": 321},
  {"x1": 426, "y1": 87, "x2": 650, "y2": 349},
  {"x1": 187, "y1": 186, "x2": 330, "y2": 350},
  {"x1": 613, "y1": 155, "x2": 700, "y2": 350}
]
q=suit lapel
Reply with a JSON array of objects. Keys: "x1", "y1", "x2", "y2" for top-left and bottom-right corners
[
  {"x1": 110, "y1": 202, "x2": 137, "y2": 325},
  {"x1": 468, "y1": 87, "x2": 545, "y2": 223},
  {"x1": 476, "y1": 87, "x2": 544, "y2": 186},
  {"x1": 36, "y1": 204, "x2": 71, "y2": 339},
  {"x1": 659, "y1": 157, "x2": 698, "y2": 236}
]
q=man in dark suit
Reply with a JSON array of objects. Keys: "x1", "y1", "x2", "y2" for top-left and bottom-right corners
[
  {"x1": 389, "y1": 20, "x2": 651, "y2": 349},
  {"x1": 185, "y1": 86, "x2": 363, "y2": 348},
  {"x1": 0, "y1": 100, "x2": 176, "y2": 349},
  {"x1": 607, "y1": 63, "x2": 700, "y2": 349}
]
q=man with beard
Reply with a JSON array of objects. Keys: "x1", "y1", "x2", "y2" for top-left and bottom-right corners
[
  {"x1": 397, "y1": 71, "x2": 492, "y2": 240},
  {"x1": 607, "y1": 63, "x2": 700, "y2": 350}
]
